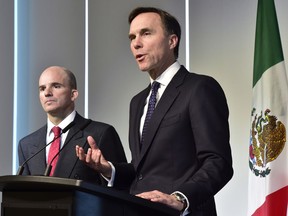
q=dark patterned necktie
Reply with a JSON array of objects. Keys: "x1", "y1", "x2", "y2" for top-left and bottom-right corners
[
  {"x1": 140, "y1": 81, "x2": 160, "y2": 145},
  {"x1": 48, "y1": 126, "x2": 61, "y2": 176}
]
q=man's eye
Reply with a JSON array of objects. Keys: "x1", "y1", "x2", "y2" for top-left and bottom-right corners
[{"x1": 143, "y1": 31, "x2": 151, "y2": 36}]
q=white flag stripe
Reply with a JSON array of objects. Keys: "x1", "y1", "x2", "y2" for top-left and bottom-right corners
[
  {"x1": 253, "y1": 61, "x2": 288, "y2": 117},
  {"x1": 248, "y1": 60, "x2": 288, "y2": 215}
]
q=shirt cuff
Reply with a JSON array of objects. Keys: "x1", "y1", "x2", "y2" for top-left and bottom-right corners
[
  {"x1": 171, "y1": 191, "x2": 190, "y2": 216},
  {"x1": 100, "y1": 161, "x2": 115, "y2": 187}
]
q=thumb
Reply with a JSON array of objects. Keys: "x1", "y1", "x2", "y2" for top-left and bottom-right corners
[{"x1": 87, "y1": 136, "x2": 99, "y2": 150}]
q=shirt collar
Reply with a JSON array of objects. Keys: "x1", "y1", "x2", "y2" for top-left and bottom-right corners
[
  {"x1": 47, "y1": 110, "x2": 76, "y2": 134},
  {"x1": 149, "y1": 61, "x2": 181, "y2": 86}
]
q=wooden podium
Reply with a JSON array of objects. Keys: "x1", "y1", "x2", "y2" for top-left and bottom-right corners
[{"x1": 0, "y1": 175, "x2": 179, "y2": 216}]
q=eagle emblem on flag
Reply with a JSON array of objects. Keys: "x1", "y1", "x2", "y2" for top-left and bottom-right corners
[{"x1": 249, "y1": 108, "x2": 286, "y2": 177}]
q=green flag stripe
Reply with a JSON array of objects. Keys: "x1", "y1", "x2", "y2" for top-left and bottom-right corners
[{"x1": 253, "y1": 0, "x2": 284, "y2": 87}]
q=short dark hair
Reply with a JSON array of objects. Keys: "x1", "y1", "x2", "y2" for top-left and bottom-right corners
[
  {"x1": 128, "y1": 7, "x2": 181, "y2": 59},
  {"x1": 63, "y1": 68, "x2": 77, "y2": 90}
]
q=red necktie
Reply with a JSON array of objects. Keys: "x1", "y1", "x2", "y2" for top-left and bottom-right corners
[{"x1": 48, "y1": 126, "x2": 61, "y2": 176}]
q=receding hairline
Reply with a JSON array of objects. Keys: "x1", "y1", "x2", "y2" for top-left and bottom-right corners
[{"x1": 40, "y1": 66, "x2": 77, "y2": 89}]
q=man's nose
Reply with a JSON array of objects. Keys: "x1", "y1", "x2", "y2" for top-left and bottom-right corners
[
  {"x1": 132, "y1": 37, "x2": 142, "y2": 49},
  {"x1": 44, "y1": 88, "x2": 52, "y2": 96}
]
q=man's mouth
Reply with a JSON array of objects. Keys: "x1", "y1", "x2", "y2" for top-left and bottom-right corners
[
  {"x1": 45, "y1": 99, "x2": 56, "y2": 104},
  {"x1": 136, "y1": 54, "x2": 145, "y2": 61}
]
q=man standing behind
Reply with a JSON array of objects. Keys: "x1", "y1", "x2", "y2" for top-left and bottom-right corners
[
  {"x1": 18, "y1": 66, "x2": 126, "y2": 184},
  {"x1": 76, "y1": 7, "x2": 233, "y2": 215}
]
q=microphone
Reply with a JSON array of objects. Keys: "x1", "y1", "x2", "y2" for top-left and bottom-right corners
[
  {"x1": 43, "y1": 119, "x2": 92, "y2": 176},
  {"x1": 16, "y1": 121, "x2": 75, "y2": 175}
]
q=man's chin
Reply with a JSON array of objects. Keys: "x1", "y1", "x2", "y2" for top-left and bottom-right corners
[
  {"x1": 45, "y1": 109, "x2": 59, "y2": 116},
  {"x1": 138, "y1": 65, "x2": 150, "y2": 72}
]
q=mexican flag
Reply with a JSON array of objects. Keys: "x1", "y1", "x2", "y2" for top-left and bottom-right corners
[{"x1": 248, "y1": 0, "x2": 288, "y2": 215}]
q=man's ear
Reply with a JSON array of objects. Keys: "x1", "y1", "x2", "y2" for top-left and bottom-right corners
[
  {"x1": 71, "y1": 89, "x2": 79, "y2": 101},
  {"x1": 169, "y1": 34, "x2": 178, "y2": 49}
]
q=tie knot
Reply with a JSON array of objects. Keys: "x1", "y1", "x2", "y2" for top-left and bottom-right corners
[
  {"x1": 151, "y1": 81, "x2": 160, "y2": 92},
  {"x1": 52, "y1": 126, "x2": 61, "y2": 137}
]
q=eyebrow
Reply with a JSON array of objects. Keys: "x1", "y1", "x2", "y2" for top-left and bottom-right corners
[
  {"x1": 39, "y1": 82, "x2": 63, "y2": 88},
  {"x1": 128, "y1": 27, "x2": 153, "y2": 39}
]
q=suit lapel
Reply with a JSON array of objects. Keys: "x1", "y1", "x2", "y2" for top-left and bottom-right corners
[
  {"x1": 131, "y1": 87, "x2": 150, "y2": 161},
  {"x1": 136, "y1": 67, "x2": 187, "y2": 167}
]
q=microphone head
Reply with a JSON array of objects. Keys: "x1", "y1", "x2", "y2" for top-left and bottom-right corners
[
  {"x1": 16, "y1": 166, "x2": 24, "y2": 175},
  {"x1": 43, "y1": 165, "x2": 52, "y2": 176}
]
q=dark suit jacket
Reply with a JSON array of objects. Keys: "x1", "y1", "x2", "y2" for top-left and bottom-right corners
[
  {"x1": 114, "y1": 66, "x2": 233, "y2": 215},
  {"x1": 18, "y1": 113, "x2": 127, "y2": 184}
]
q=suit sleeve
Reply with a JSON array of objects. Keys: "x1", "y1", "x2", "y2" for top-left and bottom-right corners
[{"x1": 180, "y1": 76, "x2": 233, "y2": 210}]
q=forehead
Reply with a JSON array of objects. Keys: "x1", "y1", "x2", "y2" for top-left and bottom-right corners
[
  {"x1": 39, "y1": 68, "x2": 68, "y2": 85},
  {"x1": 129, "y1": 12, "x2": 163, "y2": 32}
]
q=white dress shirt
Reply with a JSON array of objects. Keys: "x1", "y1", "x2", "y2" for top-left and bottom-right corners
[
  {"x1": 45, "y1": 110, "x2": 76, "y2": 163},
  {"x1": 139, "y1": 61, "x2": 180, "y2": 137}
]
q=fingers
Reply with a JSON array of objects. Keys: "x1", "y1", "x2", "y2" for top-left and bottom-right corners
[
  {"x1": 136, "y1": 190, "x2": 182, "y2": 211},
  {"x1": 75, "y1": 145, "x2": 80, "y2": 157},
  {"x1": 76, "y1": 140, "x2": 103, "y2": 163},
  {"x1": 75, "y1": 145, "x2": 86, "y2": 160},
  {"x1": 92, "y1": 148, "x2": 102, "y2": 164},
  {"x1": 85, "y1": 148, "x2": 92, "y2": 163},
  {"x1": 136, "y1": 190, "x2": 163, "y2": 202},
  {"x1": 75, "y1": 136, "x2": 101, "y2": 163},
  {"x1": 87, "y1": 136, "x2": 99, "y2": 150},
  {"x1": 75, "y1": 136, "x2": 111, "y2": 175}
]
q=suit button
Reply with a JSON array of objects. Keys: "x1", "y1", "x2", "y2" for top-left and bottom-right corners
[
  {"x1": 74, "y1": 174, "x2": 80, "y2": 179},
  {"x1": 138, "y1": 174, "x2": 143, "y2": 181}
]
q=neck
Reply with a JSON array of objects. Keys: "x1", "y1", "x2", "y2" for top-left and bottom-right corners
[
  {"x1": 148, "y1": 59, "x2": 176, "y2": 80},
  {"x1": 47, "y1": 109, "x2": 74, "y2": 125}
]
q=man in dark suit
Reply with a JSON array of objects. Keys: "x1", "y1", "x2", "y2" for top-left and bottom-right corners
[
  {"x1": 18, "y1": 66, "x2": 127, "y2": 184},
  {"x1": 76, "y1": 7, "x2": 233, "y2": 215}
]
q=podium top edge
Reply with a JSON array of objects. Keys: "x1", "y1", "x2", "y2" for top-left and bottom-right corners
[{"x1": 0, "y1": 175, "x2": 179, "y2": 215}]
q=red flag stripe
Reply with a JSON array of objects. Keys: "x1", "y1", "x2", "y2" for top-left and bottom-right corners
[{"x1": 252, "y1": 186, "x2": 288, "y2": 216}]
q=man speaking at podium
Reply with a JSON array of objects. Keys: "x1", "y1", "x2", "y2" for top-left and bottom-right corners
[
  {"x1": 76, "y1": 7, "x2": 233, "y2": 216},
  {"x1": 18, "y1": 66, "x2": 126, "y2": 184}
]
